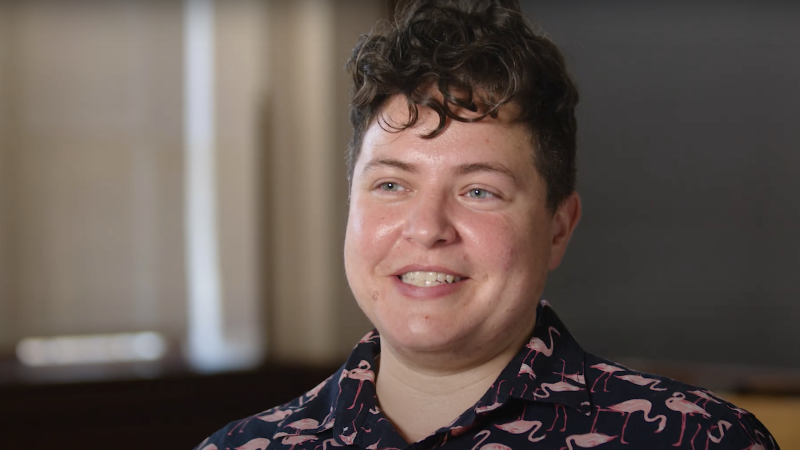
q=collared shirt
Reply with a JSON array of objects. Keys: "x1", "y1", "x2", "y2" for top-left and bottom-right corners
[{"x1": 194, "y1": 301, "x2": 779, "y2": 450}]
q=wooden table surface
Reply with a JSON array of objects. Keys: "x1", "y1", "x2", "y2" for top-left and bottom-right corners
[{"x1": 720, "y1": 394, "x2": 800, "y2": 449}]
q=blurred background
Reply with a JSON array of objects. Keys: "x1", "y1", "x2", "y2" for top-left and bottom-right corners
[{"x1": 0, "y1": 0, "x2": 797, "y2": 448}]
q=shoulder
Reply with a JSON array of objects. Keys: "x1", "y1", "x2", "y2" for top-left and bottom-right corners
[
  {"x1": 192, "y1": 371, "x2": 341, "y2": 450},
  {"x1": 192, "y1": 400, "x2": 301, "y2": 450},
  {"x1": 585, "y1": 354, "x2": 780, "y2": 449}
]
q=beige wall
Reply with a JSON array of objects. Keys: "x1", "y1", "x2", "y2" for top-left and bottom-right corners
[{"x1": 0, "y1": 2, "x2": 188, "y2": 346}]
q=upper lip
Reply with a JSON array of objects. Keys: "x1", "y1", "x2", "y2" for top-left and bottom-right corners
[{"x1": 392, "y1": 265, "x2": 468, "y2": 278}]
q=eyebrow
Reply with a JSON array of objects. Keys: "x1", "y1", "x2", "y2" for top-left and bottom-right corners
[
  {"x1": 361, "y1": 158, "x2": 519, "y2": 185},
  {"x1": 456, "y1": 162, "x2": 518, "y2": 185},
  {"x1": 362, "y1": 158, "x2": 420, "y2": 174}
]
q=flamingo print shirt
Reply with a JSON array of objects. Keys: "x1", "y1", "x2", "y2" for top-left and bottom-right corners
[{"x1": 194, "y1": 301, "x2": 778, "y2": 450}]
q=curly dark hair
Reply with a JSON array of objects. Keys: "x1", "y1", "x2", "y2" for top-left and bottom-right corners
[{"x1": 345, "y1": 0, "x2": 579, "y2": 212}]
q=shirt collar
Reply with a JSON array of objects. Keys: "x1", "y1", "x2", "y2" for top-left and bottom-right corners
[
  {"x1": 447, "y1": 300, "x2": 593, "y2": 431},
  {"x1": 270, "y1": 333, "x2": 382, "y2": 441},
  {"x1": 280, "y1": 300, "x2": 593, "y2": 442},
  {"x1": 507, "y1": 300, "x2": 593, "y2": 414},
  {"x1": 331, "y1": 332, "x2": 382, "y2": 446}
]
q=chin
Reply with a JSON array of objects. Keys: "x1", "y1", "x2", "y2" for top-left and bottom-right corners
[{"x1": 376, "y1": 313, "x2": 473, "y2": 354}]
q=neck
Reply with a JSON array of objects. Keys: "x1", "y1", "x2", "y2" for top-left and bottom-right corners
[{"x1": 374, "y1": 322, "x2": 534, "y2": 443}]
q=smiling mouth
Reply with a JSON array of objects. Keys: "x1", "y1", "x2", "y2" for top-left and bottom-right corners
[{"x1": 398, "y1": 271, "x2": 464, "y2": 288}]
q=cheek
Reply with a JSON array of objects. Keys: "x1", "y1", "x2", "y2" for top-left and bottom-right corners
[
  {"x1": 458, "y1": 210, "x2": 551, "y2": 273},
  {"x1": 344, "y1": 200, "x2": 404, "y2": 270},
  {"x1": 459, "y1": 216, "x2": 523, "y2": 268}
]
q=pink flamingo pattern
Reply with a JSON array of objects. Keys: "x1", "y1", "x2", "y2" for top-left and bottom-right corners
[
  {"x1": 518, "y1": 363, "x2": 536, "y2": 379},
  {"x1": 739, "y1": 424, "x2": 772, "y2": 450},
  {"x1": 235, "y1": 438, "x2": 270, "y2": 450},
  {"x1": 614, "y1": 374, "x2": 667, "y2": 391},
  {"x1": 554, "y1": 359, "x2": 586, "y2": 385},
  {"x1": 475, "y1": 380, "x2": 507, "y2": 414},
  {"x1": 666, "y1": 392, "x2": 712, "y2": 446},
  {"x1": 547, "y1": 404, "x2": 569, "y2": 432},
  {"x1": 257, "y1": 408, "x2": 295, "y2": 424},
  {"x1": 277, "y1": 435, "x2": 318, "y2": 450},
  {"x1": 494, "y1": 404, "x2": 546, "y2": 442},
  {"x1": 285, "y1": 419, "x2": 321, "y2": 434},
  {"x1": 590, "y1": 363, "x2": 626, "y2": 393},
  {"x1": 313, "y1": 438, "x2": 341, "y2": 450},
  {"x1": 471, "y1": 430, "x2": 512, "y2": 450},
  {"x1": 534, "y1": 381, "x2": 584, "y2": 399},
  {"x1": 523, "y1": 326, "x2": 560, "y2": 365},
  {"x1": 705, "y1": 419, "x2": 732, "y2": 448},
  {"x1": 344, "y1": 360, "x2": 375, "y2": 409},
  {"x1": 688, "y1": 390, "x2": 723, "y2": 409},
  {"x1": 193, "y1": 301, "x2": 779, "y2": 450},
  {"x1": 562, "y1": 432, "x2": 617, "y2": 450},
  {"x1": 593, "y1": 399, "x2": 666, "y2": 444}
]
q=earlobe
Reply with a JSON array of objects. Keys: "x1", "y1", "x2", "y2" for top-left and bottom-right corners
[{"x1": 548, "y1": 192, "x2": 582, "y2": 270}]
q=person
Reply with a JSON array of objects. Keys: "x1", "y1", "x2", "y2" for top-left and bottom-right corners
[{"x1": 194, "y1": 1, "x2": 779, "y2": 449}]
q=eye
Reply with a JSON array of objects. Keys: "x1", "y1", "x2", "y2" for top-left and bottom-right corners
[
  {"x1": 379, "y1": 182, "x2": 401, "y2": 192},
  {"x1": 467, "y1": 188, "x2": 492, "y2": 199}
]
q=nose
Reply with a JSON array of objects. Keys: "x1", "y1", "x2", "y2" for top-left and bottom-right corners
[{"x1": 401, "y1": 192, "x2": 457, "y2": 248}]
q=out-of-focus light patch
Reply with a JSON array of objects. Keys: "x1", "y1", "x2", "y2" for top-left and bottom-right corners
[
  {"x1": 15, "y1": 332, "x2": 167, "y2": 367},
  {"x1": 181, "y1": 0, "x2": 262, "y2": 373},
  {"x1": 184, "y1": 0, "x2": 225, "y2": 373}
]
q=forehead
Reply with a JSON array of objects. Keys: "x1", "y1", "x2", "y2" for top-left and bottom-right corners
[{"x1": 357, "y1": 95, "x2": 535, "y2": 170}]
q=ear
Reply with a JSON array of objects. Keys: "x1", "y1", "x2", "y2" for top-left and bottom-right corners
[{"x1": 548, "y1": 191, "x2": 582, "y2": 271}]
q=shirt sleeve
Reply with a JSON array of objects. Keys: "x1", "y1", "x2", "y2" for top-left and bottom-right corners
[
  {"x1": 191, "y1": 417, "x2": 257, "y2": 450},
  {"x1": 727, "y1": 412, "x2": 781, "y2": 450}
]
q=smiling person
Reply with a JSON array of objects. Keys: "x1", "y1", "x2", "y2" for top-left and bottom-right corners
[{"x1": 195, "y1": 1, "x2": 778, "y2": 449}]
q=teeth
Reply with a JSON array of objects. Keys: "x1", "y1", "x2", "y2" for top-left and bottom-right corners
[{"x1": 400, "y1": 271, "x2": 462, "y2": 288}]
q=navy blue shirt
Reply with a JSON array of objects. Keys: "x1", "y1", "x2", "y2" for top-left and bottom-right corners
[{"x1": 194, "y1": 301, "x2": 779, "y2": 450}]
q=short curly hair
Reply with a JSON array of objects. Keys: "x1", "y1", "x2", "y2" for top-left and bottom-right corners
[{"x1": 345, "y1": 0, "x2": 579, "y2": 212}]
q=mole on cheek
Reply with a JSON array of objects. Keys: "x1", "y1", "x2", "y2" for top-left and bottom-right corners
[{"x1": 371, "y1": 291, "x2": 379, "y2": 300}]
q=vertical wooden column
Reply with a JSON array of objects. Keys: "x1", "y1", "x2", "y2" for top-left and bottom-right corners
[{"x1": 0, "y1": 0, "x2": 11, "y2": 350}]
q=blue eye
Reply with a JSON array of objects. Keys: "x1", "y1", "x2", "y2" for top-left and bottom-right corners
[
  {"x1": 468, "y1": 188, "x2": 490, "y2": 199},
  {"x1": 380, "y1": 182, "x2": 400, "y2": 191}
]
